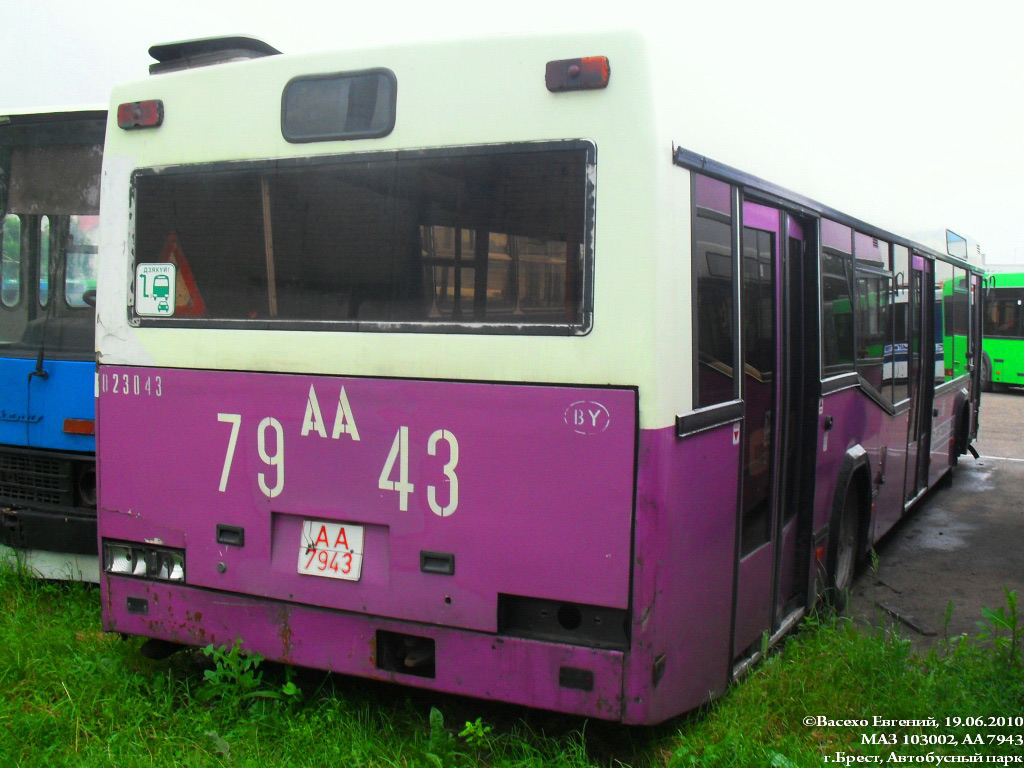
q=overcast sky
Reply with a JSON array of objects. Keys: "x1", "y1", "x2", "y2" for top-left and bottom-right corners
[{"x1": 3, "y1": 0, "x2": 1022, "y2": 263}]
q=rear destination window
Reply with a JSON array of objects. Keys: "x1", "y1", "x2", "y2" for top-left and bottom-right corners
[
  {"x1": 131, "y1": 143, "x2": 594, "y2": 334},
  {"x1": 282, "y1": 69, "x2": 397, "y2": 143}
]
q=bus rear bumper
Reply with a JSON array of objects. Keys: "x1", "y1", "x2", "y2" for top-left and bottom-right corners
[{"x1": 101, "y1": 575, "x2": 626, "y2": 721}]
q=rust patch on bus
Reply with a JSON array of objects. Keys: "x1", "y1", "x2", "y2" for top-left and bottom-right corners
[
  {"x1": 594, "y1": 693, "x2": 624, "y2": 718},
  {"x1": 276, "y1": 606, "x2": 294, "y2": 660}
]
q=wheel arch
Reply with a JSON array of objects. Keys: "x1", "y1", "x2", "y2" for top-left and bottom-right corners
[{"x1": 825, "y1": 445, "x2": 872, "y2": 592}]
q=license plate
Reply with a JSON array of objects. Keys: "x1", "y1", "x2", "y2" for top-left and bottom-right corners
[{"x1": 297, "y1": 520, "x2": 364, "y2": 581}]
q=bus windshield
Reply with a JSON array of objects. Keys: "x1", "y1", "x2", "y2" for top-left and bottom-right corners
[
  {"x1": 0, "y1": 142, "x2": 101, "y2": 355},
  {"x1": 983, "y1": 287, "x2": 1024, "y2": 338}
]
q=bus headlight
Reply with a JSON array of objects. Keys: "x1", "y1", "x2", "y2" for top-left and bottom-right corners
[{"x1": 104, "y1": 541, "x2": 185, "y2": 582}]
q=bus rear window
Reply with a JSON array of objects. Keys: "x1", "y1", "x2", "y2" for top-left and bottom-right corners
[{"x1": 131, "y1": 143, "x2": 593, "y2": 334}]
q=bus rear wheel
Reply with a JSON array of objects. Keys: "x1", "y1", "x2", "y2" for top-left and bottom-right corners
[
  {"x1": 825, "y1": 484, "x2": 859, "y2": 611},
  {"x1": 951, "y1": 405, "x2": 969, "y2": 466},
  {"x1": 981, "y1": 354, "x2": 993, "y2": 393}
]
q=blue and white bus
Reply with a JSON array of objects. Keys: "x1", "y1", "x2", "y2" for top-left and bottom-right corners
[{"x1": 0, "y1": 107, "x2": 104, "y2": 581}]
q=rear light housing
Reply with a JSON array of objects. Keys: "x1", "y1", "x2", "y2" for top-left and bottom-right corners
[
  {"x1": 104, "y1": 540, "x2": 185, "y2": 582},
  {"x1": 117, "y1": 100, "x2": 164, "y2": 130},
  {"x1": 63, "y1": 418, "x2": 95, "y2": 436},
  {"x1": 545, "y1": 56, "x2": 610, "y2": 92}
]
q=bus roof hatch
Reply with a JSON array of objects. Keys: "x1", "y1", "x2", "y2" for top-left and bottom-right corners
[{"x1": 148, "y1": 36, "x2": 281, "y2": 75}]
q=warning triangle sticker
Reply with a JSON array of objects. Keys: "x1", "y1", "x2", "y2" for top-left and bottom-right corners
[{"x1": 157, "y1": 232, "x2": 206, "y2": 317}]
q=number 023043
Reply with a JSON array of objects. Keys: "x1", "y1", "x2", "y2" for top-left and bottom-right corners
[{"x1": 297, "y1": 520, "x2": 364, "y2": 581}]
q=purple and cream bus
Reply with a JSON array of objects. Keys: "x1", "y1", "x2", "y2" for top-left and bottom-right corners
[{"x1": 95, "y1": 33, "x2": 983, "y2": 724}]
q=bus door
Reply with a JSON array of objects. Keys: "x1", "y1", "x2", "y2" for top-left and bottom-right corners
[
  {"x1": 731, "y1": 203, "x2": 811, "y2": 663},
  {"x1": 904, "y1": 253, "x2": 934, "y2": 502},
  {"x1": 968, "y1": 273, "x2": 983, "y2": 440}
]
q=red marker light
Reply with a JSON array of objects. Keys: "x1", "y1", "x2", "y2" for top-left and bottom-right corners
[
  {"x1": 117, "y1": 100, "x2": 164, "y2": 130},
  {"x1": 545, "y1": 56, "x2": 610, "y2": 92},
  {"x1": 63, "y1": 418, "x2": 95, "y2": 436}
]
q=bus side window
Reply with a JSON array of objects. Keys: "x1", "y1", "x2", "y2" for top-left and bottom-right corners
[
  {"x1": 856, "y1": 270, "x2": 890, "y2": 395},
  {"x1": 949, "y1": 267, "x2": 970, "y2": 376},
  {"x1": 821, "y1": 251, "x2": 855, "y2": 377},
  {"x1": 1, "y1": 214, "x2": 22, "y2": 308},
  {"x1": 39, "y1": 215, "x2": 51, "y2": 307},
  {"x1": 891, "y1": 245, "x2": 910, "y2": 403},
  {"x1": 692, "y1": 173, "x2": 737, "y2": 408},
  {"x1": 66, "y1": 215, "x2": 100, "y2": 308},
  {"x1": 934, "y1": 260, "x2": 954, "y2": 383}
]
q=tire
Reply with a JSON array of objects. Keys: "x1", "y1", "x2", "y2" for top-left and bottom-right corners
[
  {"x1": 952, "y1": 406, "x2": 969, "y2": 466},
  {"x1": 981, "y1": 354, "x2": 993, "y2": 393},
  {"x1": 825, "y1": 484, "x2": 859, "y2": 611}
]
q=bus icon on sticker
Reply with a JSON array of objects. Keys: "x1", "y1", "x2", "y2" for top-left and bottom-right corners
[{"x1": 135, "y1": 263, "x2": 176, "y2": 316}]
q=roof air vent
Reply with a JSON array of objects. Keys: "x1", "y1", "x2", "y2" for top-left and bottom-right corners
[{"x1": 148, "y1": 36, "x2": 281, "y2": 75}]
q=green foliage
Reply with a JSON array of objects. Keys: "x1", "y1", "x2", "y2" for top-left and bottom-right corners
[
  {"x1": 198, "y1": 639, "x2": 265, "y2": 706},
  {"x1": 423, "y1": 705, "x2": 454, "y2": 767},
  {"x1": 943, "y1": 599, "x2": 956, "y2": 640},
  {"x1": 198, "y1": 639, "x2": 303, "y2": 711},
  {"x1": 976, "y1": 588, "x2": 1021, "y2": 667},
  {"x1": 458, "y1": 716, "x2": 494, "y2": 747}
]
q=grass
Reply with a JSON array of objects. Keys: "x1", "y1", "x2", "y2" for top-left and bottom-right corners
[
  {"x1": 665, "y1": 605, "x2": 1024, "y2": 766},
  {"x1": 0, "y1": 561, "x2": 1021, "y2": 767}
]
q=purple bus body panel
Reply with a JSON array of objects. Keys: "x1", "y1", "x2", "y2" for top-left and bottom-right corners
[
  {"x1": 622, "y1": 423, "x2": 739, "y2": 723},
  {"x1": 98, "y1": 368, "x2": 636, "y2": 634},
  {"x1": 98, "y1": 366, "x2": 750, "y2": 723},
  {"x1": 102, "y1": 576, "x2": 626, "y2": 719}
]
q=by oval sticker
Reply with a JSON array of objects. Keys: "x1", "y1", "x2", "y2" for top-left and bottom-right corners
[{"x1": 564, "y1": 401, "x2": 611, "y2": 435}]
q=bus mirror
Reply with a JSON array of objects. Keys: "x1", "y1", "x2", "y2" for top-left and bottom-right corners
[
  {"x1": 82, "y1": 289, "x2": 96, "y2": 307},
  {"x1": 946, "y1": 229, "x2": 968, "y2": 260}
]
